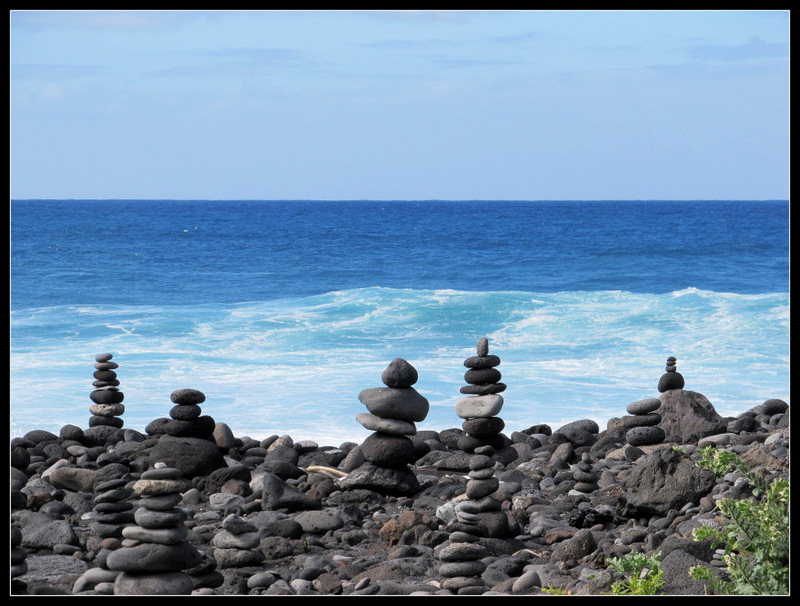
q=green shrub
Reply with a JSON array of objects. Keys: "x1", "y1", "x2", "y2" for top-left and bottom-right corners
[
  {"x1": 606, "y1": 551, "x2": 664, "y2": 595},
  {"x1": 689, "y1": 447, "x2": 789, "y2": 595}
]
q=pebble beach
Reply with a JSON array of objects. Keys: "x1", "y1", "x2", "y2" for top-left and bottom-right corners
[{"x1": 10, "y1": 346, "x2": 790, "y2": 596}]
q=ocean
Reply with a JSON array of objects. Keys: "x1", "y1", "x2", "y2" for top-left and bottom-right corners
[{"x1": 10, "y1": 200, "x2": 790, "y2": 446}]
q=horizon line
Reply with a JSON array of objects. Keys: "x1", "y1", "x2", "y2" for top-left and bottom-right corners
[{"x1": 11, "y1": 198, "x2": 789, "y2": 203}]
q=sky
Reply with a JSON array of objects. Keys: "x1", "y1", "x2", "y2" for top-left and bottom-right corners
[{"x1": 10, "y1": 10, "x2": 790, "y2": 201}]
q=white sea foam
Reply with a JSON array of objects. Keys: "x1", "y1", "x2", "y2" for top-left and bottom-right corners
[{"x1": 10, "y1": 288, "x2": 790, "y2": 443}]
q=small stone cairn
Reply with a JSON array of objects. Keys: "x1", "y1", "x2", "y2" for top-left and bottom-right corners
[
  {"x1": 342, "y1": 358, "x2": 429, "y2": 496},
  {"x1": 10, "y1": 520, "x2": 27, "y2": 594},
  {"x1": 90, "y1": 353, "x2": 125, "y2": 429},
  {"x1": 657, "y1": 355, "x2": 685, "y2": 392},
  {"x1": 456, "y1": 338, "x2": 507, "y2": 453},
  {"x1": 570, "y1": 451, "x2": 600, "y2": 493},
  {"x1": 90, "y1": 478, "x2": 136, "y2": 540},
  {"x1": 75, "y1": 478, "x2": 135, "y2": 594},
  {"x1": 435, "y1": 447, "x2": 497, "y2": 595},
  {"x1": 106, "y1": 463, "x2": 202, "y2": 595},
  {"x1": 436, "y1": 438, "x2": 515, "y2": 594},
  {"x1": 162, "y1": 388, "x2": 216, "y2": 439},
  {"x1": 436, "y1": 521, "x2": 489, "y2": 595},
  {"x1": 621, "y1": 356, "x2": 682, "y2": 448},
  {"x1": 211, "y1": 513, "x2": 264, "y2": 569},
  {"x1": 624, "y1": 397, "x2": 666, "y2": 447}
]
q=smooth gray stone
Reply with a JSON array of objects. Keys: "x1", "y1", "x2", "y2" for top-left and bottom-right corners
[
  {"x1": 463, "y1": 354, "x2": 501, "y2": 369},
  {"x1": 89, "y1": 389, "x2": 125, "y2": 404},
  {"x1": 169, "y1": 404, "x2": 202, "y2": 420},
  {"x1": 438, "y1": 541, "x2": 488, "y2": 561},
  {"x1": 380, "y1": 358, "x2": 418, "y2": 388},
  {"x1": 139, "y1": 493, "x2": 184, "y2": 511},
  {"x1": 134, "y1": 507, "x2": 187, "y2": 529},
  {"x1": 462, "y1": 416, "x2": 505, "y2": 437},
  {"x1": 114, "y1": 571, "x2": 194, "y2": 595},
  {"x1": 141, "y1": 466, "x2": 183, "y2": 480},
  {"x1": 107, "y1": 541, "x2": 202, "y2": 573},
  {"x1": 459, "y1": 383, "x2": 506, "y2": 395},
  {"x1": 358, "y1": 387, "x2": 429, "y2": 422},
  {"x1": 465, "y1": 477, "x2": 499, "y2": 500},
  {"x1": 122, "y1": 525, "x2": 188, "y2": 544},
  {"x1": 89, "y1": 403, "x2": 125, "y2": 417},
  {"x1": 211, "y1": 530, "x2": 261, "y2": 550},
  {"x1": 356, "y1": 412, "x2": 416, "y2": 436},
  {"x1": 626, "y1": 425, "x2": 666, "y2": 446},
  {"x1": 170, "y1": 388, "x2": 206, "y2": 405},
  {"x1": 626, "y1": 398, "x2": 662, "y2": 415},
  {"x1": 455, "y1": 394, "x2": 503, "y2": 419},
  {"x1": 439, "y1": 560, "x2": 487, "y2": 577},
  {"x1": 464, "y1": 367, "x2": 502, "y2": 385}
]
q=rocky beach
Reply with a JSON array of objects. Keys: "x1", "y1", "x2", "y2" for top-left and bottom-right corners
[{"x1": 10, "y1": 349, "x2": 790, "y2": 596}]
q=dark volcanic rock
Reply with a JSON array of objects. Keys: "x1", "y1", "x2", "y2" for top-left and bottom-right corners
[
  {"x1": 621, "y1": 446, "x2": 716, "y2": 517},
  {"x1": 657, "y1": 390, "x2": 726, "y2": 442},
  {"x1": 147, "y1": 435, "x2": 225, "y2": 479}
]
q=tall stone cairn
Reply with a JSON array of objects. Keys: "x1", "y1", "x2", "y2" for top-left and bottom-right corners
[
  {"x1": 90, "y1": 353, "x2": 125, "y2": 429},
  {"x1": 455, "y1": 338, "x2": 507, "y2": 453},
  {"x1": 107, "y1": 463, "x2": 201, "y2": 595},
  {"x1": 340, "y1": 358, "x2": 430, "y2": 496}
]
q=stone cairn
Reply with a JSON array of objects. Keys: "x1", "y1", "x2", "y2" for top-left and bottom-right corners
[
  {"x1": 657, "y1": 355, "x2": 685, "y2": 392},
  {"x1": 90, "y1": 478, "x2": 135, "y2": 540},
  {"x1": 435, "y1": 445, "x2": 501, "y2": 595},
  {"x1": 456, "y1": 337, "x2": 507, "y2": 453},
  {"x1": 622, "y1": 356, "x2": 680, "y2": 449},
  {"x1": 106, "y1": 462, "x2": 202, "y2": 595},
  {"x1": 570, "y1": 451, "x2": 600, "y2": 494},
  {"x1": 162, "y1": 388, "x2": 216, "y2": 439},
  {"x1": 71, "y1": 477, "x2": 136, "y2": 594},
  {"x1": 211, "y1": 513, "x2": 264, "y2": 570},
  {"x1": 90, "y1": 353, "x2": 125, "y2": 429},
  {"x1": 342, "y1": 358, "x2": 429, "y2": 496},
  {"x1": 10, "y1": 520, "x2": 27, "y2": 594},
  {"x1": 436, "y1": 518, "x2": 490, "y2": 595},
  {"x1": 624, "y1": 397, "x2": 666, "y2": 447}
]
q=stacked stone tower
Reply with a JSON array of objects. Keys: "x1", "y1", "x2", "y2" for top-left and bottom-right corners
[
  {"x1": 90, "y1": 353, "x2": 125, "y2": 429},
  {"x1": 455, "y1": 338, "x2": 507, "y2": 453},
  {"x1": 340, "y1": 358, "x2": 430, "y2": 497}
]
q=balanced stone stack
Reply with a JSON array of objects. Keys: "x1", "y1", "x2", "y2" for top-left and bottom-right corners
[
  {"x1": 456, "y1": 338, "x2": 507, "y2": 453},
  {"x1": 657, "y1": 356, "x2": 685, "y2": 392},
  {"x1": 211, "y1": 513, "x2": 264, "y2": 569},
  {"x1": 10, "y1": 520, "x2": 27, "y2": 594},
  {"x1": 90, "y1": 478, "x2": 135, "y2": 540},
  {"x1": 90, "y1": 353, "x2": 125, "y2": 429},
  {"x1": 571, "y1": 452, "x2": 600, "y2": 493},
  {"x1": 624, "y1": 397, "x2": 666, "y2": 447},
  {"x1": 162, "y1": 388, "x2": 216, "y2": 439},
  {"x1": 107, "y1": 463, "x2": 201, "y2": 595},
  {"x1": 437, "y1": 504, "x2": 490, "y2": 594},
  {"x1": 340, "y1": 358, "x2": 429, "y2": 497}
]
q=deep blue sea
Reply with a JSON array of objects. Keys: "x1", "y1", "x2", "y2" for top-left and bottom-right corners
[{"x1": 10, "y1": 200, "x2": 790, "y2": 445}]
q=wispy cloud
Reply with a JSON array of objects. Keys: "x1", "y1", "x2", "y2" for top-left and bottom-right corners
[
  {"x1": 11, "y1": 63, "x2": 105, "y2": 79},
  {"x1": 687, "y1": 35, "x2": 788, "y2": 62},
  {"x1": 11, "y1": 10, "x2": 201, "y2": 31}
]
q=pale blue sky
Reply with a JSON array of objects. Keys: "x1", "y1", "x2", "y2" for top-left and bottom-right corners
[{"x1": 10, "y1": 10, "x2": 790, "y2": 200}]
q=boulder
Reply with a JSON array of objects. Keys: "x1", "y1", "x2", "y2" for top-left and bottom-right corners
[
  {"x1": 657, "y1": 390, "x2": 726, "y2": 442},
  {"x1": 147, "y1": 435, "x2": 225, "y2": 479},
  {"x1": 621, "y1": 446, "x2": 716, "y2": 517}
]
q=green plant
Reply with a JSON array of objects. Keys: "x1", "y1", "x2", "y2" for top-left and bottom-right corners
[
  {"x1": 606, "y1": 551, "x2": 664, "y2": 595},
  {"x1": 695, "y1": 445, "x2": 743, "y2": 476},
  {"x1": 540, "y1": 585, "x2": 571, "y2": 595},
  {"x1": 689, "y1": 447, "x2": 789, "y2": 595}
]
